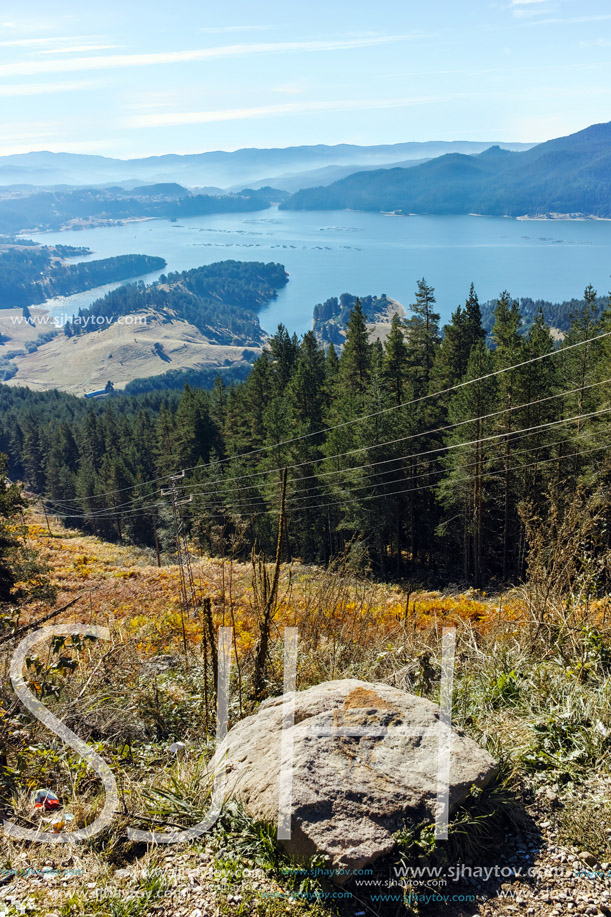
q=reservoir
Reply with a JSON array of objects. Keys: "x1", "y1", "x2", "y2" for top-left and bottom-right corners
[{"x1": 27, "y1": 206, "x2": 611, "y2": 334}]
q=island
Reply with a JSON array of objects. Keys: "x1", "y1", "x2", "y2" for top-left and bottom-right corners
[{"x1": 312, "y1": 292, "x2": 406, "y2": 347}]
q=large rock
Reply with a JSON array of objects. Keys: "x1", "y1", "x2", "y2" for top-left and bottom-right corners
[{"x1": 212, "y1": 679, "x2": 497, "y2": 874}]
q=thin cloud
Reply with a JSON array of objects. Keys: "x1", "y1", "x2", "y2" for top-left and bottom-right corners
[
  {"x1": 0, "y1": 139, "x2": 115, "y2": 156},
  {"x1": 0, "y1": 80, "x2": 103, "y2": 97},
  {"x1": 0, "y1": 35, "x2": 423, "y2": 78},
  {"x1": 512, "y1": 7, "x2": 554, "y2": 19},
  {"x1": 0, "y1": 35, "x2": 96, "y2": 48},
  {"x1": 42, "y1": 44, "x2": 121, "y2": 55},
  {"x1": 128, "y1": 96, "x2": 453, "y2": 129},
  {"x1": 0, "y1": 121, "x2": 64, "y2": 143},
  {"x1": 271, "y1": 81, "x2": 307, "y2": 94},
  {"x1": 520, "y1": 12, "x2": 611, "y2": 24},
  {"x1": 198, "y1": 25, "x2": 273, "y2": 33},
  {"x1": 509, "y1": 0, "x2": 556, "y2": 19}
]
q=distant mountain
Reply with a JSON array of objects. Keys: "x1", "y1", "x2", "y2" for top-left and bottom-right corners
[
  {"x1": 0, "y1": 140, "x2": 533, "y2": 190},
  {"x1": 281, "y1": 122, "x2": 611, "y2": 218},
  {"x1": 226, "y1": 158, "x2": 431, "y2": 193}
]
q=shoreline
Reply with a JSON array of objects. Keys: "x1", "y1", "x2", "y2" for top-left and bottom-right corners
[
  {"x1": 371, "y1": 209, "x2": 611, "y2": 222},
  {"x1": 515, "y1": 213, "x2": 611, "y2": 221}
]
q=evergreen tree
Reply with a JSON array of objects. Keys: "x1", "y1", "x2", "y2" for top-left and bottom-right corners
[
  {"x1": 323, "y1": 342, "x2": 340, "y2": 420},
  {"x1": 383, "y1": 313, "x2": 409, "y2": 405},
  {"x1": 561, "y1": 284, "x2": 602, "y2": 431},
  {"x1": 406, "y1": 278, "x2": 441, "y2": 395},
  {"x1": 338, "y1": 300, "x2": 371, "y2": 401},
  {"x1": 269, "y1": 324, "x2": 299, "y2": 394},
  {"x1": 429, "y1": 285, "x2": 486, "y2": 431},
  {"x1": 491, "y1": 291, "x2": 526, "y2": 580},
  {"x1": 437, "y1": 343, "x2": 497, "y2": 586}
]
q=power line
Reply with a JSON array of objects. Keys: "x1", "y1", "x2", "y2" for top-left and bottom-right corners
[
  {"x1": 169, "y1": 376, "x2": 611, "y2": 501},
  {"x1": 168, "y1": 405, "x2": 611, "y2": 514},
  {"x1": 41, "y1": 410, "x2": 611, "y2": 521},
  {"x1": 226, "y1": 442, "x2": 611, "y2": 521},
  {"x1": 33, "y1": 327, "x2": 611, "y2": 509},
  {"x1": 172, "y1": 328, "x2": 611, "y2": 481},
  {"x1": 189, "y1": 425, "x2": 611, "y2": 516},
  {"x1": 41, "y1": 374, "x2": 611, "y2": 518}
]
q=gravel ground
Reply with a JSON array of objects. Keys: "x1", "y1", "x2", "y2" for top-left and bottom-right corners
[{"x1": 1, "y1": 785, "x2": 610, "y2": 917}]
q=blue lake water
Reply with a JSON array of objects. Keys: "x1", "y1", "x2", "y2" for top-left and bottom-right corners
[{"x1": 27, "y1": 206, "x2": 611, "y2": 334}]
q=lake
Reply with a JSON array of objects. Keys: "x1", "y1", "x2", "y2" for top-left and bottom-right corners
[{"x1": 26, "y1": 207, "x2": 611, "y2": 334}]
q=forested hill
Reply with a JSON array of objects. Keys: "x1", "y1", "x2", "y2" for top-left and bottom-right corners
[
  {"x1": 312, "y1": 293, "x2": 399, "y2": 346},
  {"x1": 0, "y1": 244, "x2": 166, "y2": 308},
  {"x1": 281, "y1": 120, "x2": 611, "y2": 217},
  {"x1": 65, "y1": 260, "x2": 289, "y2": 344},
  {"x1": 0, "y1": 185, "x2": 286, "y2": 234},
  {"x1": 1, "y1": 279, "x2": 609, "y2": 588},
  {"x1": 480, "y1": 293, "x2": 609, "y2": 336}
]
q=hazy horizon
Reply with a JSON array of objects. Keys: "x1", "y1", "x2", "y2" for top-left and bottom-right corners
[
  {"x1": 2, "y1": 0, "x2": 611, "y2": 158},
  {"x1": 0, "y1": 135, "x2": 541, "y2": 160}
]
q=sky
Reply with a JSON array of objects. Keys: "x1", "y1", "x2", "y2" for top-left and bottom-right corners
[{"x1": 1, "y1": 0, "x2": 611, "y2": 158}]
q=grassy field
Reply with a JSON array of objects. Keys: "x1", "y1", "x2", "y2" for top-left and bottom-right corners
[{"x1": 1, "y1": 310, "x2": 261, "y2": 395}]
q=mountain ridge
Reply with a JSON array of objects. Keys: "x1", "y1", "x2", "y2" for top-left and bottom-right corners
[
  {"x1": 0, "y1": 140, "x2": 534, "y2": 190},
  {"x1": 281, "y1": 121, "x2": 611, "y2": 217}
]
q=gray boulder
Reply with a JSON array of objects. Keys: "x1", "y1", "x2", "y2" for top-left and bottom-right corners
[{"x1": 212, "y1": 679, "x2": 497, "y2": 875}]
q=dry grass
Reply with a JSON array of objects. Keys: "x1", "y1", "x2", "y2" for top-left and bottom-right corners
[
  {"x1": 1, "y1": 506, "x2": 610, "y2": 915},
  {"x1": 3, "y1": 310, "x2": 262, "y2": 395}
]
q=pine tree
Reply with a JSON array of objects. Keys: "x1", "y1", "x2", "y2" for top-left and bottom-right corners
[
  {"x1": 338, "y1": 299, "x2": 371, "y2": 401},
  {"x1": 491, "y1": 291, "x2": 526, "y2": 580},
  {"x1": 561, "y1": 284, "x2": 602, "y2": 428},
  {"x1": 269, "y1": 324, "x2": 299, "y2": 394},
  {"x1": 323, "y1": 342, "x2": 340, "y2": 421},
  {"x1": 288, "y1": 331, "x2": 326, "y2": 432},
  {"x1": 437, "y1": 342, "x2": 497, "y2": 586},
  {"x1": 384, "y1": 313, "x2": 409, "y2": 405},
  {"x1": 209, "y1": 375, "x2": 228, "y2": 431},
  {"x1": 21, "y1": 422, "x2": 45, "y2": 493},
  {"x1": 430, "y1": 285, "x2": 486, "y2": 404},
  {"x1": 339, "y1": 355, "x2": 397, "y2": 572},
  {"x1": 406, "y1": 278, "x2": 441, "y2": 395},
  {"x1": 243, "y1": 350, "x2": 275, "y2": 449},
  {"x1": 464, "y1": 283, "x2": 486, "y2": 350},
  {"x1": 174, "y1": 385, "x2": 217, "y2": 470},
  {"x1": 155, "y1": 405, "x2": 178, "y2": 477},
  {"x1": 511, "y1": 309, "x2": 559, "y2": 573}
]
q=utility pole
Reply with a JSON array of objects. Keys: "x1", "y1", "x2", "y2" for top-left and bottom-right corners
[{"x1": 161, "y1": 471, "x2": 197, "y2": 660}]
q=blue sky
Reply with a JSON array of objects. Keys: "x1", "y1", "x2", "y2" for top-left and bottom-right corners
[{"x1": 1, "y1": 0, "x2": 611, "y2": 157}]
